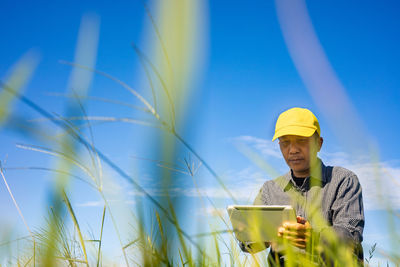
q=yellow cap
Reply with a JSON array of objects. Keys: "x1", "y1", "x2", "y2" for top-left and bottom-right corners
[{"x1": 272, "y1": 107, "x2": 320, "y2": 141}]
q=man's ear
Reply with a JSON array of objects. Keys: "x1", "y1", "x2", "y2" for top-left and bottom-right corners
[{"x1": 318, "y1": 137, "x2": 324, "y2": 152}]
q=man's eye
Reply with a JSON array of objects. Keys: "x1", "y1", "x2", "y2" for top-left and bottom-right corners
[
  {"x1": 298, "y1": 139, "x2": 307, "y2": 144},
  {"x1": 280, "y1": 141, "x2": 289, "y2": 146}
]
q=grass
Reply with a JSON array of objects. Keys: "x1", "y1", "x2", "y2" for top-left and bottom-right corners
[{"x1": 0, "y1": 1, "x2": 399, "y2": 266}]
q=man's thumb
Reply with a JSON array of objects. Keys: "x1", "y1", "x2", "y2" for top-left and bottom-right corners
[{"x1": 296, "y1": 216, "x2": 306, "y2": 224}]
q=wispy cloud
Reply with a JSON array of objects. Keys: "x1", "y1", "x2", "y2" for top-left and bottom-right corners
[
  {"x1": 76, "y1": 199, "x2": 135, "y2": 207},
  {"x1": 231, "y1": 135, "x2": 282, "y2": 159},
  {"x1": 340, "y1": 161, "x2": 400, "y2": 210},
  {"x1": 126, "y1": 166, "x2": 266, "y2": 203},
  {"x1": 77, "y1": 200, "x2": 104, "y2": 207},
  {"x1": 196, "y1": 206, "x2": 227, "y2": 218},
  {"x1": 122, "y1": 136, "x2": 400, "y2": 211}
]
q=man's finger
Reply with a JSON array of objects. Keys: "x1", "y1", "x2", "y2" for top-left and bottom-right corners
[
  {"x1": 281, "y1": 229, "x2": 308, "y2": 239},
  {"x1": 278, "y1": 226, "x2": 285, "y2": 237},
  {"x1": 279, "y1": 235, "x2": 307, "y2": 249},
  {"x1": 283, "y1": 223, "x2": 309, "y2": 231},
  {"x1": 296, "y1": 216, "x2": 307, "y2": 224},
  {"x1": 293, "y1": 241, "x2": 307, "y2": 249}
]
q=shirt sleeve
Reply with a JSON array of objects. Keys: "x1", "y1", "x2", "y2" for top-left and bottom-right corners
[
  {"x1": 239, "y1": 241, "x2": 270, "y2": 253},
  {"x1": 327, "y1": 173, "x2": 364, "y2": 243},
  {"x1": 253, "y1": 187, "x2": 264, "y2": 205}
]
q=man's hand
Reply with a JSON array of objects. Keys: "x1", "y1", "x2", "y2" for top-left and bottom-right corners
[{"x1": 277, "y1": 216, "x2": 311, "y2": 249}]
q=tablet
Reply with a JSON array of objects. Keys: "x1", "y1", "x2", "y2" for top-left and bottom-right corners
[{"x1": 227, "y1": 205, "x2": 296, "y2": 243}]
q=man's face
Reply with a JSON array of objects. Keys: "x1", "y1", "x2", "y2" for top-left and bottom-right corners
[{"x1": 278, "y1": 134, "x2": 323, "y2": 178}]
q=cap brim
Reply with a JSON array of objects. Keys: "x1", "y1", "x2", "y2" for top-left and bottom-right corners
[{"x1": 272, "y1": 126, "x2": 316, "y2": 141}]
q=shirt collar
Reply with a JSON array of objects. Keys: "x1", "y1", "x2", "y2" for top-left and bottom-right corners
[{"x1": 282, "y1": 158, "x2": 328, "y2": 192}]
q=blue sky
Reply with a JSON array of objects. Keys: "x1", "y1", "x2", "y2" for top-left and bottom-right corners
[{"x1": 1, "y1": 0, "x2": 400, "y2": 265}]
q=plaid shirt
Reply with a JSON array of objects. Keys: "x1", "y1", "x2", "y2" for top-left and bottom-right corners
[{"x1": 254, "y1": 159, "x2": 364, "y2": 242}]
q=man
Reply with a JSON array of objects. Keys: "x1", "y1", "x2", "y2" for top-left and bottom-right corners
[{"x1": 240, "y1": 107, "x2": 364, "y2": 265}]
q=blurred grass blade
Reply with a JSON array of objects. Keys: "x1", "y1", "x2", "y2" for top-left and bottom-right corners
[
  {"x1": 155, "y1": 211, "x2": 164, "y2": 239},
  {"x1": 34, "y1": 115, "x2": 163, "y2": 129},
  {"x1": 41, "y1": 14, "x2": 100, "y2": 266},
  {"x1": 66, "y1": 13, "x2": 99, "y2": 98},
  {"x1": 0, "y1": 51, "x2": 39, "y2": 126},
  {"x1": 4, "y1": 166, "x2": 97, "y2": 190},
  {"x1": 132, "y1": 43, "x2": 175, "y2": 128},
  {"x1": 132, "y1": 42, "x2": 158, "y2": 114},
  {"x1": 142, "y1": 0, "x2": 174, "y2": 83},
  {"x1": 59, "y1": 60, "x2": 238, "y2": 204},
  {"x1": 15, "y1": 143, "x2": 95, "y2": 182},
  {"x1": 4, "y1": 80, "x2": 205, "y2": 258},
  {"x1": 213, "y1": 233, "x2": 221, "y2": 266},
  {"x1": 178, "y1": 249, "x2": 185, "y2": 266},
  {"x1": 46, "y1": 93, "x2": 151, "y2": 113},
  {"x1": 59, "y1": 60, "x2": 160, "y2": 121},
  {"x1": 122, "y1": 238, "x2": 140, "y2": 250}
]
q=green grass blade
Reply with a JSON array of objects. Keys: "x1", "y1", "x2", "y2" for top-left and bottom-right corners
[
  {"x1": 97, "y1": 204, "x2": 106, "y2": 267},
  {"x1": 62, "y1": 191, "x2": 88, "y2": 266}
]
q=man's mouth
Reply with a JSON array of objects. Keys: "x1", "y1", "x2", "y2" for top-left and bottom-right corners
[{"x1": 289, "y1": 158, "x2": 304, "y2": 163}]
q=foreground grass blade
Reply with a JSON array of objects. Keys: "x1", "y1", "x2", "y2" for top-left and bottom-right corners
[
  {"x1": 57, "y1": 62, "x2": 238, "y2": 203},
  {"x1": 0, "y1": 81, "x2": 208, "y2": 259},
  {"x1": 0, "y1": 163, "x2": 36, "y2": 266},
  {"x1": 97, "y1": 204, "x2": 106, "y2": 267},
  {"x1": 62, "y1": 191, "x2": 88, "y2": 265}
]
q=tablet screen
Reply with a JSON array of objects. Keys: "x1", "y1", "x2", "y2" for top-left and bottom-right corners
[{"x1": 227, "y1": 205, "x2": 296, "y2": 242}]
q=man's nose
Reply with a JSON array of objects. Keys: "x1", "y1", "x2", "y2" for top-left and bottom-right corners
[{"x1": 288, "y1": 143, "x2": 300, "y2": 153}]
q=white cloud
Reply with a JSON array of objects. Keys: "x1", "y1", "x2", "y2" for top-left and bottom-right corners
[
  {"x1": 317, "y1": 150, "x2": 400, "y2": 210},
  {"x1": 345, "y1": 161, "x2": 400, "y2": 210},
  {"x1": 231, "y1": 135, "x2": 282, "y2": 159},
  {"x1": 196, "y1": 206, "x2": 226, "y2": 217},
  {"x1": 126, "y1": 166, "x2": 266, "y2": 203},
  {"x1": 76, "y1": 199, "x2": 135, "y2": 207},
  {"x1": 123, "y1": 136, "x2": 400, "y2": 211},
  {"x1": 77, "y1": 200, "x2": 104, "y2": 207}
]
